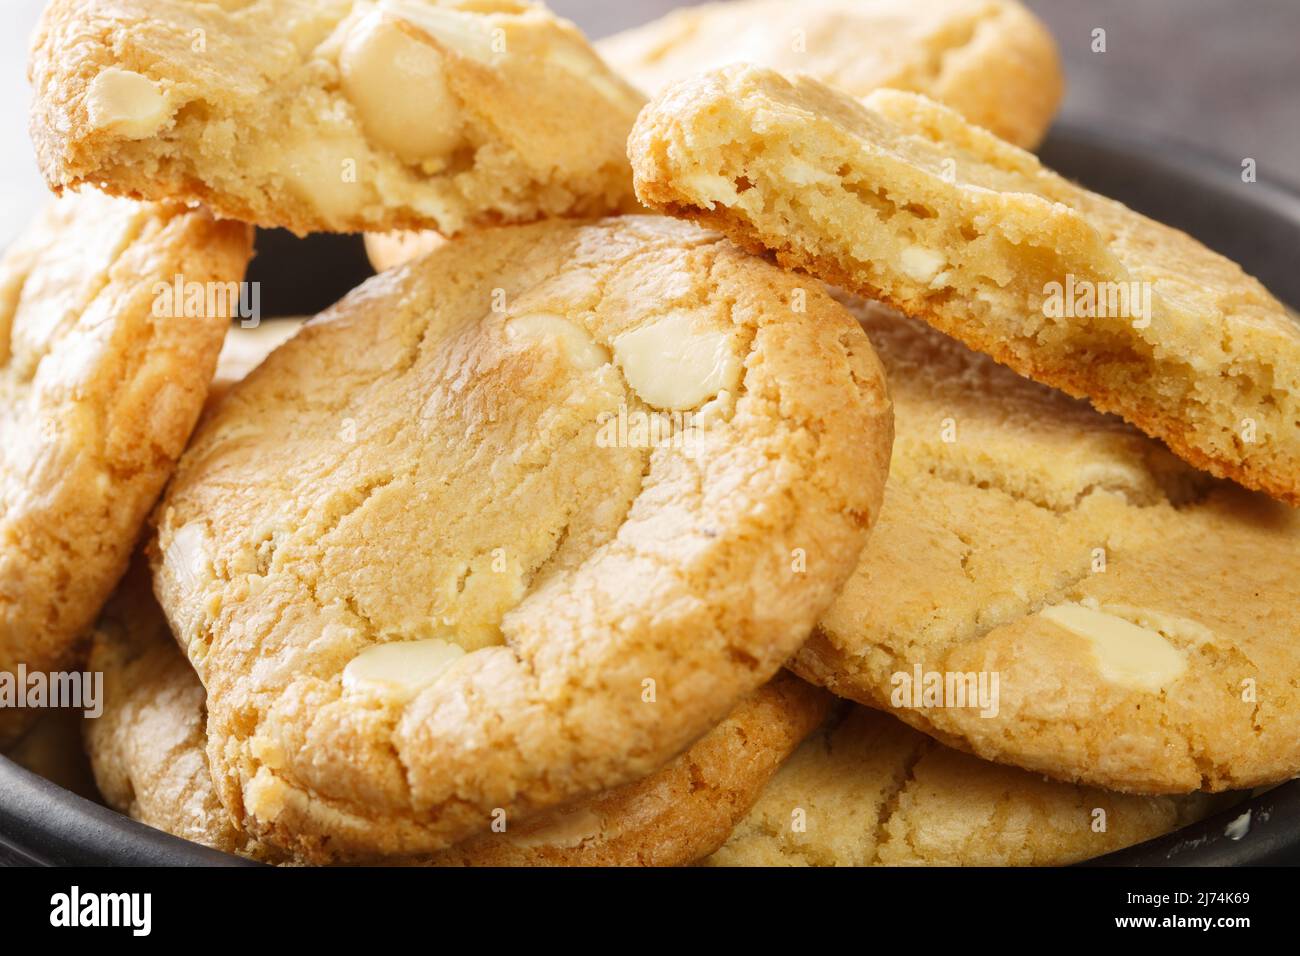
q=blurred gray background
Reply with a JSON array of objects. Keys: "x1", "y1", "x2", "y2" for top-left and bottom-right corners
[{"x1": 4, "y1": 0, "x2": 1298, "y2": 246}]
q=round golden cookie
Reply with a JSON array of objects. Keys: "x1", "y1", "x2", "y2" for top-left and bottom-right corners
[
  {"x1": 706, "y1": 706, "x2": 1230, "y2": 867},
  {"x1": 30, "y1": 0, "x2": 645, "y2": 236},
  {"x1": 152, "y1": 215, "x2": 893, "y2": 863},
  {"x1": 598, "y1": 0, "x2": 1062, "y2": 149},
  {"x1": 790, "y1": 295, "x2": 1300, "y2": 794},
  {"x1": 85, "y1": 567, "x2": 831, "y2": 865},
  {"x1": 0, "y1": 191, "x2": 252, "y2": 747}
]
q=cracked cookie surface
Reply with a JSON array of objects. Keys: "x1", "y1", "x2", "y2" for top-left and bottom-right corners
[
  {"x1": 87, "y1": 561, "x2": 286, "y2": 862},
  {"x1": 0, "y1": 190, "x2": 252, "y2": 747},
  {"x1": 599, "y1": 0, "x2": 1061, "y2": 149},
  {"x1": 152, "y1": 215, "x2": 893, "y2": 862},
  {"x1": 630, "y1": 67, "x2": 1300, "y2": 505},
  {"x1": 793, "y1": 295, "x2": 1300, "y2": 794},
  {"x1": 30, "y1": 0, "x2": 645, "y2": 236},
  {"x1": 87, "y1": 565, "x2": 831, "y2": 865},
  {"x1": 705, "y1": 706, "x2": 1228, "y2": 866}
]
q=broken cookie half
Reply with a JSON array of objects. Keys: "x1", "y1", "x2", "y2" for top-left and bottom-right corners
[{"x1": 30, "y1": 0, "x2": 645, "y2": 235}]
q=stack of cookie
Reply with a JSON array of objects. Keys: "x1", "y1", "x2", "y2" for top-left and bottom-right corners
[{"x1": 2, "y1": 0, "x2": 1296, "y2": 866}]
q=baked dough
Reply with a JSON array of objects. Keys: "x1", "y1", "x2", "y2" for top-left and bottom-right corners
[
  {"x1": 30, "y1": 0, "x2": 645, "y2": 235},
  {"x1": 707, "y1": 705, "x2": 1229, "y2": 866},
  {"x1": 152, "y1": 215, "x2": 893, "y2": 861},
  {"x1": 0, "y1": 190, "x2": 251, "y2": 747},
  {"x1": 630, "y1": 67, "x2": 1300, "y2": 505},
  {"x1": 600, "y1": 0, "x2": 1061, "y2": 148}
]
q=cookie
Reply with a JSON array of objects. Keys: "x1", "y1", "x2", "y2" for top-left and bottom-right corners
[
  {"x1": 85, "y1": 562, "x2": 285, "y2": 862},
  {"x1": 706, "y1": 706, "x2": 1229, "y2": 866},
  {"x1": 152, "y1": 215, "x2": 893, "y2": 862},
  {"x1": 0, "y1": 190, "x2": 252, "y2": 747},
  {"x1": 364, "y1": 231, "x2": 445, "y2": 273},
  {"x1": 435, "y1": 672, "x2": 831, "y2": 866},
  {"x1": 629, "y1": 67, "x2": 1300, "y2": 505},
  {"x1": 209, "y1": 318, "x2": 306, "y2": 400},
  {"x1": 30, "y1": 0, "x2": 645, "y2": 236},
  {"x1": 85, "y1": 568, "x2": 831, "y2": 865},
  {"x1": 599, "y1": 0, "x2": 1061, "y2": 148},
  {"x1": 791, "y1": 294, "x2": 1300, "y2": 794}
]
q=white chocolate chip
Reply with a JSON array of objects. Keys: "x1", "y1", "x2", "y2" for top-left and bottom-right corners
[
  {"x1": 282, "y1": 134, "x2": 364, "y2": 219},
  {"x1": 899, "y1": 244, "x2": 946, "y2": 284},
  {"x1": 612, "y1": 310, "x2": 741, "y2": 410},
  {"x1": 1040, "y1": 602, "x2": 1188, "y2": 693},
  {"x1": 85, "y1": 69, "x2": 171, "y2": 139},
  {"x1": 340, "y1": 11, "x2": 463, "y2": 165},
  {"x1": 507, "y1": 808, "x2": 603, "y2": 849},
  {"x1": 166, "y1": 521, "x2": 213, "y2": 593},
  {"x1": 782, "y1": 158, "x2": 837, "y2": 187},
  {"x1": 506, "y1": 313, "x2": 610, "y2": 371},
  {"x1": 379, "y1": 0, "x2": 495, "y2": 61},
  {"x1": 342, "y1": 638, "x2": 465, "y2": 700},
  {"x1": 680, "y1": 170, "x2": 741, "y2": 207},
  {"x1": 1102, "y1": 604, "x2": 1216, "y2": 646}
]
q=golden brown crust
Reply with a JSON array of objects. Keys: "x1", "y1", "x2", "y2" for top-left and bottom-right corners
[
  {"x1": 435, "y1": 672, "x2": 832, "y2": 865},
  {"x1": 706, "y1": 706, "x2": 1232, "y2": 866},
  {"x1": 85, "y1": 564, "x2": 831, "y2": 865},
  {"x1": 629, "y1": 67, "x2": 1300, "y2": 506},
  {"x1": 152, "y1": 215, "x2": 893, "y2": 862},
  {"x1": 29, "y1": 0, "x2": 644, "y2": 236},
  {"x1": 600, "y1": 0, "x2": 1062, "y2": 148},
  {"x1": 0, "y1": 191, "x2": 252, "y2": 747}
]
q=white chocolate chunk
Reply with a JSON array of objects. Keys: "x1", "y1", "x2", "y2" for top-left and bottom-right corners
[
  {"x1": 166, "y1": 521, "x2": 213, "y2": 592},
  {"x1": 85, "y1": 69, "x2": 171, "y2": 139},
  {"x1": 282, "y1": 134, "x2": 364, "y2": 219},
  {"x1": 612, "y1": 310, "x2": 741, "y2": 410},
  {"x1": 506, "y1": 313, "x2": 610, "y2": 370},
  {"x1": 340, "y1": 12, "x2": 463, "y2": 164},
  {"x1": 900, "y1": 244, "x2": 946, "y2": 284},
  {"x1": 379, "y1": 0, "x2": 496, "y2": 62},
  {"x1": 342, "y1": 638, "x2": 465, "y2": 700},
  {"x1": 507, "y1": 808, "x2": 604, "y2": 849},
  {"x1": 1041, "y1": 602, "x2": 1188, "y2": 693}
]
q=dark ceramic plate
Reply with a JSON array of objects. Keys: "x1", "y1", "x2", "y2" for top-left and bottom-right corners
[{"x1": 2, "y1": 118, "x2": 1298, "y2": 866}]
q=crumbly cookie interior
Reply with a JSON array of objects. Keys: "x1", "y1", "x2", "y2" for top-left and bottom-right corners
[{"x1": 631, "y1": 68, "x2": 1300, "y2": 504}]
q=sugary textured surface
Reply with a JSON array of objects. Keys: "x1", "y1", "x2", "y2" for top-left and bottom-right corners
[
  {"x1": 0, "y1": 191, "x2": 252, "y2": 747},
  {"x1": 435, "y1": 672, "x2": 831, "y2": 865},
  {"x1": 599, "y1": 0, "x2": 1061, "y2": 149},
  {"x1": 87, "y1": 571, "x2": 830, "y2": 865},
  {"x1": 706, "y1": 706, "x2": 1228, "y2": 866},
  {"x1": 791, "y1": 295, "x2": 1300, "y2": 794},
  {"x1": 85, "y1": 562, "x2": 285, "y2": 862},
  {"x1": 630, "y1": 67, "x2": 1300, "y2": 505},
  {"x1": 209, "y1": 318, "x2": 306, "y2": 401},
  {"x1": 30, "y1": 0, "x2": 645, "y2": 236},
  {"x1": 152, "y1": 215, "x2": 893, "y2": 862}
]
